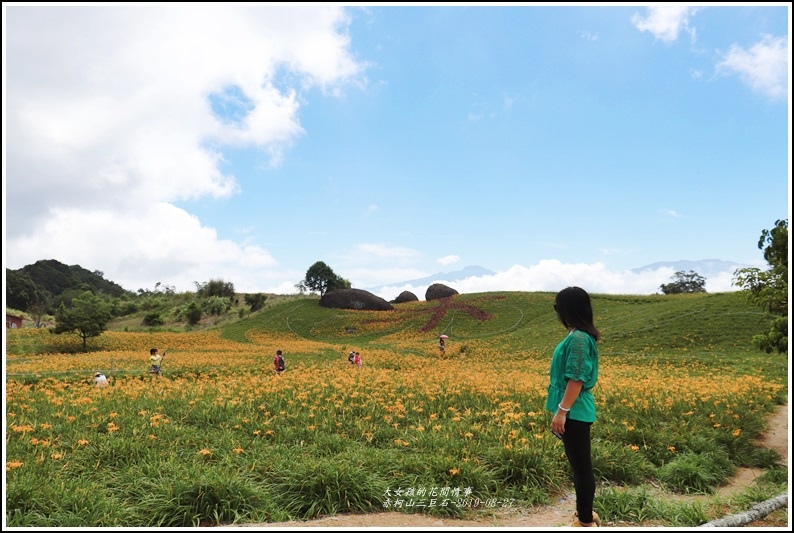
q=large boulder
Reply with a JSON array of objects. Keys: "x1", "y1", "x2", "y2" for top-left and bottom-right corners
[
  {"x1": 320, "y1": 288, "x2": 394, "y2": 311},
  {"x1": 425, "y1": 283, "x2": 459, "y2": 301},
  {"x1": 391, "y1": 291, "x2": 419, "y2": 304}
]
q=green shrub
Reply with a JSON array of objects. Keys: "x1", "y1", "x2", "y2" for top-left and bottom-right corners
[
  {"x1": 657, "y1": 450, "x2": 735, "y2": 494},
  {"x1": 592, "y1": 439, "x2": 656, "y2": 485}
]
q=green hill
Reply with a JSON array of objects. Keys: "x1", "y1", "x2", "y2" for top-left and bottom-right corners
[{"x1": 215, "y1": 290, "x2": 778, "y2": 377}]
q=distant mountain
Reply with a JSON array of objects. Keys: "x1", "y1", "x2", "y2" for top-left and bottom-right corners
[
  {"x1": 364, "y1": 265, "x2": 495, "y2": 292},
  {"x1": 6, "y1": 259, "x2": 132, "y2": 311},
  {"x1": 632, "y1": 259, "x2": 750, "y2": 279}
]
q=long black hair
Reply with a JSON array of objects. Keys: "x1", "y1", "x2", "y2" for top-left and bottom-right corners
[{"x1": 554, "y1": 286, "x2": 600, "y2": 341}]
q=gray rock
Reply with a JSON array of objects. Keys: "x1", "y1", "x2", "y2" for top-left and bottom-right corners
[
  {"x1": 320, "y1": 288, "x2": 394, "y2": 310},
  {"x1": 425, "y1": 283, "x2": 459, "y2": 301},
  {"x1": 391, "y1": 291, "x2": 419, "y2": 304}
]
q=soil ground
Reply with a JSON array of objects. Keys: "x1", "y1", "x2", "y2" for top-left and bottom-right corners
[{"x1": 222, "y1": 403, "x2": 789, "y2": 529}]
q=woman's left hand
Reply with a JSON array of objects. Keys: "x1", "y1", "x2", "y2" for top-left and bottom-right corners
[{"x1": 551, "y1": 412, "x2": 567, "y2": 435}]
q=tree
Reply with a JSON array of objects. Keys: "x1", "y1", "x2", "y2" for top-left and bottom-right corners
[
  {"x1": 300, "y1": 261, "x2": 349, "y2": 296},
  {"x1": 244, "y1": 293, "x2": 268, "y2": 312},
  {"x1": 195, "y1": 278, "x2": 236, "y2": 299},
  {"x1": 733, "y1": 219, "x2": 788, "y2": 354},
  {"x1": 53, "y1": 291, "x2": 113, "y2": 351},
  {"x1": 660, "y1": 270, "x2": 707, "y2": 294},
  {"x1": 327, "y1": 275, "x2": 352, "y2": 292},
  {"x1": 185, "y1": 302, "x2": 203, "y2": 326},
  {"x1": 142, "y1": 312, "x2": 165, "y2": 327},
  {"x1": 5, "y1": 268, "x2": 50, "y2": 312},
  {"x1": 28, "y1": 301, "x2": 50, "y2": 328},
  {"x1": 202, "y1": 296, "x2": 232, "y2": 316}
]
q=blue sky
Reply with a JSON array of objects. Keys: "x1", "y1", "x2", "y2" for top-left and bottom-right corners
[{"x1": 3, "y1": 3, "x2": 791, "y2": 301}]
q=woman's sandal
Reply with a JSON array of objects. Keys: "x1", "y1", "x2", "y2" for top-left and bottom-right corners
[{"x1": 572, "y1": 511, "x2": 601, "y2": 527}]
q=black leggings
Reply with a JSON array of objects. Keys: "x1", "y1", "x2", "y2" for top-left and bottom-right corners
[{"x1": 561, "y1": 418, "x2": 595, "y2": 523}]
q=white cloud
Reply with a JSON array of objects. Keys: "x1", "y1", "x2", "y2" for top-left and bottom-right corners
[
  {"x1": 631, "y1": 6, "x2": 698, "y2": 44},
  {"x1": 5, "y1": 202, "x2": 281, "y2": 293},
  {"x1": 705, "y1": 270, "x2": 741, "y2": 293},
  {"x1": 5, "y1": 5, "x2": 365, "y2": 286},
  {"x1": 661, "y1": 209, "x2": 683, "y2": 218},
  {"x1": 437, "y1": 255, "x2": 460, "y2": 266},
  {"x1": 716, "y1": 34, "x2": 789, "y2": 100},
  {"x1": 370, "y1": 259, "x2": 742, "y2": 302}
]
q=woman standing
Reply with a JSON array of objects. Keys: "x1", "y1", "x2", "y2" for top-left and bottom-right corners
[{"x1": 546, "y1": 287, "x2": 601, "y2": 527}]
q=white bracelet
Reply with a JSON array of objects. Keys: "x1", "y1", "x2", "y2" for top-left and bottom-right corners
[{"x1": 558, "y1": 403, "x2": 570, "y2": 412}]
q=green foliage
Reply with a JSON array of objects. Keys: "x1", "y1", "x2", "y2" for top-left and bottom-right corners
[
  {"x1": 142, "y1": 312, "x2": 165, "y2": 327},
  {"x1": 15, "y1": 259, "x2": 131, "y2": 306},
  {"x1": 113, "y1": 298, "x2": 139, "y2": 316},
  {"x1": 757, "y1": 466, "x2": 787, "y2": 485},
  {"x1": 52, "y1": 291, "x2": 113, "y2": 351},
  {"x1": 5, "y1": 268, "x2": 50, "y2": 311},
  {"x1": 733, "y1": 219, "x2": 788, "y2": 354},
  {"x1": 657, "y1": 450, "x2": 735, "y2": 494},
  {"x1": 660, "y1": 270, "x2": 706, "y2": 295},
  {"x1": 592, "y1": 439, "x2": 656, "y2": 484},
  {"x1": 195, "y1": 278, "x2": 236, "y2": 299},
  {"x1": 147, "y1": 475, "x2": 263, "y2": 527},
  {"x1": 596, "y1": 486, "x2": 709, "y2": 526},
  {"x1": 27, "y1": 302, "x2": 52, "y2": 328},
  {"x1": 136, "y1": 293, "x2": 172, "y2": 311},
  {"x1": 300, "y1": 261, "x2": 348, "y2": 296},
  {"x1": 202, "y1": 296, "x2": 232, "y2": 316},
  {"x1": 185, "y1": 302, "x2": 203, "y2": 325},
  {"x1": 244, "y1": 293, "x2": 268, "y2": 312},
  {"x1": 266, "y1": 457, "x2": 386, "y2": 520},
  {"x1": 327, "y1": 275, "x2": 352, "y2": 292}
]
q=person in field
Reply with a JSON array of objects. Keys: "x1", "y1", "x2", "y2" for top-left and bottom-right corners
[
  {"x1": 353, "y1": 352, "x2": 362, "y2": 366},
  {"x1": 94, "y1": 372, "x2": 108, "y2": 387},
  {"x1": 546, "y1": 286, "x2": 601, "y2": 527},
  {"x1": 438, "y1": 337, "x2": 445, "y2": 354},
  {"x1": 149, "y1": 348, "x2": 166, "y2": 378},
  {"x1": 274, "y1": 349, "x2": 286, "y2": 374}
]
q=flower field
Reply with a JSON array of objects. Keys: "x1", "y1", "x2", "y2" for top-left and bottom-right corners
[{"x1": 4, "y1": 291, "x2": 788, "y2": 527}]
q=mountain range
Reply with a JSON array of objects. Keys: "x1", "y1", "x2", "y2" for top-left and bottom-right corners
[
  {"x1": 630, "y1": 259, "x2": 749, "y2": 279},
  {"x1": 364, "y1": 265, "x2": 496, "y2": 292}
]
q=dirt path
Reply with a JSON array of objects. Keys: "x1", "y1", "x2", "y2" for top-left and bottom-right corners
[{"x1": 226, "y1": 403, "x2": 789, "y2": 528}]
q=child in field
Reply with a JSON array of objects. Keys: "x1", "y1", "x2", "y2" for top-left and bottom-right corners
[
  {"x1": 348, "y1": 351, "x2": 356, "y2": 365},
  {"x1": 353, "y1": 352, "x2": 362, "y2": 366},
  {"x1": 94, "y1": 372, "x2": 108, "y2": 387},
  {"x1": 274, "y1": 350, "x2": 286, "y2": 374},
  {"x1": 149, "y1": 348, "x2": 166, "y2": 377}
]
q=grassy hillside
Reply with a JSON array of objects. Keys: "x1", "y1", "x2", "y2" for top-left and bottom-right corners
[
  {"x1": 217, "y1": 291, "x2": 780, "y2": 378},
  {"x1": 104, "y1": 293, "x2": 309, "y2": 333},
  {"x1": 7, "y1": 290, "x2": 783, "y2": 382}
]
